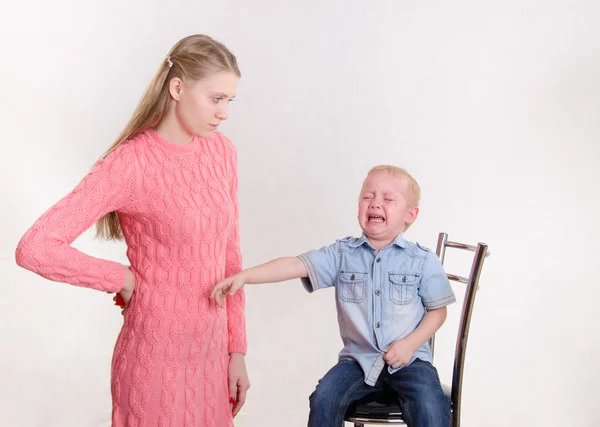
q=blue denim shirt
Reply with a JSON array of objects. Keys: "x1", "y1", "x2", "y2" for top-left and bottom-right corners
[{"x1": 299, "y1": 233, "x2": 455, "y2": 386}]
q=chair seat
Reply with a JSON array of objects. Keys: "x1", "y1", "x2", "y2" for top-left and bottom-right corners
[{"x1": 344, "y1": 383, "x2": 451, "y2": 424}]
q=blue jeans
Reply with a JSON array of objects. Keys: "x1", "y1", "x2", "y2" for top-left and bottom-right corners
[{"x1": 308, "y1": 358, "x2": 450, "y2": 427}]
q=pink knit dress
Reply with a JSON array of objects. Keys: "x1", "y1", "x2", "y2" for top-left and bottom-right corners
[{"x1": 15, "y1": 129, "x2": 247, "y2": 427}]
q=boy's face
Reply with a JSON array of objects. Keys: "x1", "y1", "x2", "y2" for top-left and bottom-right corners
[{"x1": 358, "y1": 171, "x2": 419, "y2": 244}]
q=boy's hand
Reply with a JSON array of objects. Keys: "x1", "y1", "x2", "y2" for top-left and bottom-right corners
[
  {"x1": 211, "y1": 273, "x2": 247, "y2": 308},
  {"x1": 384, "y1": 339, "x2": 415, "y2": 369}
]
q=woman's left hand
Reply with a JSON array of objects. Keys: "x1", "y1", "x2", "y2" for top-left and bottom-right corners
[{"x1": 228, "y1": 352, "x2": 250, "y2": 417}]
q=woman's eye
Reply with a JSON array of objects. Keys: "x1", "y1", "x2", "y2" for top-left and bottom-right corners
[{"x1": 213, "y1": 97, "x2": 223, "y2": 103}]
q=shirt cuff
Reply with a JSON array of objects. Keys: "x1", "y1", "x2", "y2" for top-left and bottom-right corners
[
  {"x1": 298, "y1": 253, "x2": 319, "y2": 293},
  {"x1": 423, "y1": 294, "x2": 456, "y2": 310}
]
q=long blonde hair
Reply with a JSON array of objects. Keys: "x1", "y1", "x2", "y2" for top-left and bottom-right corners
[{"x1": 96, "y1": 34, "x2": 241, "y2": 240}]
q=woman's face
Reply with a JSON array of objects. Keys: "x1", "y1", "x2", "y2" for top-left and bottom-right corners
[{"x1": 172, "y1": 70, "x2": 239, "y2": 138}]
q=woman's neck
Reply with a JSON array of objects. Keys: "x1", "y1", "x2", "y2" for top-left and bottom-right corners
[{"x1": 154, "y1": 112, "x2": 193, "y2": 146}]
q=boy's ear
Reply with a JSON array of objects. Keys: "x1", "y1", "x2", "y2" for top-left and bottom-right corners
[{"x1": 405, "y1": 207, "x2": 419, "y2": 225}]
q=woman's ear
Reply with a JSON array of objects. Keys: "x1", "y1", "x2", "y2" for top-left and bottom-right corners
[{"x1": 168, "y1": 77, "x2": 182, "y2": 101}]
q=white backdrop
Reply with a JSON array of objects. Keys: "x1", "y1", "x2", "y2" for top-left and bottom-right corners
[{"x1": 1, "y1": 1, "x2": 599, "y2": 426}]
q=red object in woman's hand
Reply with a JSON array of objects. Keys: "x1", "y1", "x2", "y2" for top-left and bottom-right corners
[
  {"x1": 113, "y1": 293, "x2": 125, "y2": 308},
  {"x1": 229, "y1": 397, "x2": 236, "y2": 404}
]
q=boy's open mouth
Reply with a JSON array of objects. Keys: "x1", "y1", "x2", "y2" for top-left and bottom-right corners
[{"x1": 368, "y1": 215, "x2": 385, "y2": 223}]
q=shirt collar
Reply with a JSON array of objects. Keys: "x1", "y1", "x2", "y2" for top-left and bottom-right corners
[
  {"x1": 348, "y1": 233, "x2": 409, "y2": 249},
  {"x1": 391, "y1": 233, "x2": 409, "y2": 249}
]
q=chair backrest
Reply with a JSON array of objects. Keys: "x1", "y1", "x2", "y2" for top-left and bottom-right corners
[{"x1": 431, "y1": 232, "x2": 489, "y2": 427}]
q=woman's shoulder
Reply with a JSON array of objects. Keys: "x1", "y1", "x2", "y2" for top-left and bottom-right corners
[
  {"x1": 213, "y1": 131, "x2": 236, "y2": 153},
  {"x1": 92, "y1": 134, "x2": 146, "y2": 175},
  {"x1": 105, "y1": 131, "x2": 152, "y2": 161},
  {"x1": 210, "y1": 132, "x2": 238, "y2": 166}
]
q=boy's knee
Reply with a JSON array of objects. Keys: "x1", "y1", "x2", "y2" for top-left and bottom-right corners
[
  {"x1": 309, "y1": 382, "x2": 330, "y2": 408},
  {"x1": 309, "y1": 381, "x2": 344, "y2": 411}
]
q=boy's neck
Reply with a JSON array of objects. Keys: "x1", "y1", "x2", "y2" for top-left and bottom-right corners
[{"x1": 366, "y1": 232, "x2": 404, "y2": 250}]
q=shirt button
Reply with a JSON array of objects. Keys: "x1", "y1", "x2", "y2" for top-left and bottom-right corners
[
  {"x1": 376, "y1": 258, "x2": 381, "y2": 263},
  {"x1": 375, "y1": 289, "x2": 381, "y2": 295},
  {"x1": 375, "y1": 322, "x2": 381, "y2": 328}
]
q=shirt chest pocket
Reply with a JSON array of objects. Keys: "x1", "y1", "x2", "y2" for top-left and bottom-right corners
[
  {"x1": 338, "y1": 271, "x2": 367, "y2": 303},
  {"x1": 389, "y1": 273, "x2": 419, "y2": 305}
]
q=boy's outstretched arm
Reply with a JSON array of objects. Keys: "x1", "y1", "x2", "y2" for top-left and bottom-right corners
[
  {"x1": 211, "y1": 257, "x2": 307, "y2": 307},
  {"x1": 384, "y1": 307, "x2": 447, "y2": 369}
]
